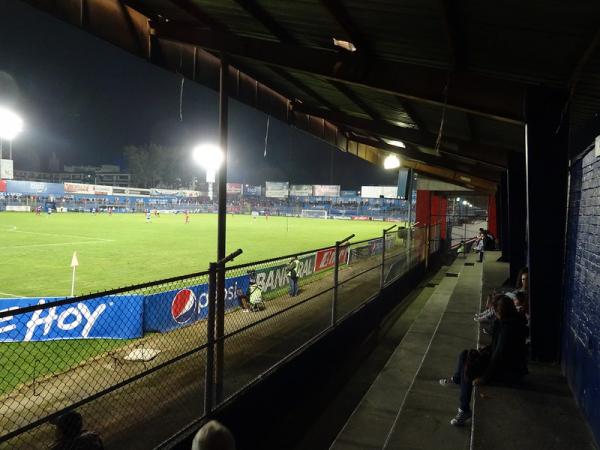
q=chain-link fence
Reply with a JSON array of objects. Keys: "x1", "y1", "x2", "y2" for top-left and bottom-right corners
[{"x1": 0, "y1": 223, "x2": 441, "y2": 449}]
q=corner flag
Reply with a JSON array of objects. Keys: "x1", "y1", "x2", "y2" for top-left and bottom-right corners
[
  {"x1": 70, "y1": 251, "x2": 79, "y2": 296},
  {"x1": 71, "y1": 251, "x2": 79, "y2": 268}
]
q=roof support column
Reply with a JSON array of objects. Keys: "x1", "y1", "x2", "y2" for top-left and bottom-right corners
[
  {"x1": 215, "y1": 55, "x2": 229, "y2": 404},
  {"x1": 525, "y1": 87, "x2": 569, "y2": 362},
  {"x1": 507, "y1": 151, "x2": 527, "y2": 283},
  {"x1": 497, "y1": 171, "x2": 509, "y2": 261}
]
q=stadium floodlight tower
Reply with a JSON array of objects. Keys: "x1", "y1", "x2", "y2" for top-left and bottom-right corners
[
  {"x1": 0, "y1": 106, "x2": 24, "y2": 160},
  {"x1": 193, "y1": 143, "x2": 224, "y2": 201}
]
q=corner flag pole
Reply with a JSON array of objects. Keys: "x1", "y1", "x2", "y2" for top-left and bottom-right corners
[{"x1": 70, "y1": 251, "x2": 79, "y2": 297}]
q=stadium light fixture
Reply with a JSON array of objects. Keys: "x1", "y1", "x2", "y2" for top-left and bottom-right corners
[
  {"x1": 383, "y1": 154, "x2": 401, "y2": 170},
  {"x1": 462, "y1": 200, "x2": 468, "y2": 205},
  {"x1": 193, "y1": 143, "x2": 223, "y2": 200},
  {"x1": 456, "y1": 197, "x2": 461, "y2": 202},
  {"x1": 0, "y1": 107, "x2": 24, "y2": 160}
]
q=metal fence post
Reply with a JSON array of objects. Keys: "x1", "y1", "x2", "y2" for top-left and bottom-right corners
[
  {"x1": 380, "y1": 230, "x2": 386, "y2": 290},
  {"x1": 425, "y1": 224, "x2": 431, "y2": 268},
  {"x1": 332, "y1": 234, "x2": 354, "y2": 326},
  {"x1": 332, "y1": 240, "x2": 340, "y2": 326},
  {"x1": 204, "y1": 262, "x2": 217, "y2": 415},
  {"x1": 215, "y1": 261, "x2": 225, "y2": 405}
]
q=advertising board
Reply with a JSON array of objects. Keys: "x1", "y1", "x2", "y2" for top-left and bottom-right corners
[
  {"x1": 314, "y1": 246, "x2": 349, "y2": 272},
  {"x1": 265, "y1": 181, "x2": 289, "y2": 198},
  {"x1": 289, "y1": 185, "x2": 313, "y2": 197},
  {"x1": 7, "y1": 180, "x2": 65, "y2": 195},
  {"x1": 64, "y1": 182, "x2": 94, "y2": 194},
  {"x1": 227, "y1": 183, "x2": 243, "y2": 195},
  {"x1": 340, "y1": 190, "x2": 357, "y2": 197},
  {"x1": 361, "y1": 185, "x2": 398, "y2": 199},
  {"x1": 243, "y1": 185, "x2": 262, "y2": 196},
  {"x1": 313, "y1": 185, "x2": 341, "y2": 197},
  {"x1": 93, "y1": 184, "x2": 113, "y2": 196},
  {"x1": 0, "y1": 179, "x2": 6, "y2": 192},
  {"x1": 0, "y1": 296, "x2": 144, "y2": 342},
  {"x1": 255, "y1": 254, "x2": 316, "y2": 293},
  {"x1": 143, "y1": 274, "x2": 249, "y2": 333},
  {"x1": 0, "y1": 159, "x2": 13, "y2": 179}
]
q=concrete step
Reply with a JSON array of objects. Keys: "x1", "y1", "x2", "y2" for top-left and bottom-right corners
[{"x1": 330, "y1": 257, "x2": 472, "y2": 450}]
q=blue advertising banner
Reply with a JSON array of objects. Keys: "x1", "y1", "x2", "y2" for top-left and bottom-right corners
[
  {"x1": 0, "y1": 296, "x2": 144, "y2": 342},
  {"x1": 7, "y1": 180, "x2": 65, "y2": 196},
  {"x1": 340, "y1": 190, "x2": 358, "y2": 197},
  {"x1": 143, "y1": 274, "x2": 250, "y2": 333},
  {"x1": 243, "y1": 185, "x2": 262, "y2": 196}
]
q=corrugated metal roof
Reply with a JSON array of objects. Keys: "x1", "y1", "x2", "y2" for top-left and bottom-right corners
[{"x1": 18, "y1": 0, "x2": 600, "y2": 189}]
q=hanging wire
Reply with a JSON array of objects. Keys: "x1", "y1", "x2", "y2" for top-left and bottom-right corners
[
  {"x1": 264, "y1": 116, "x2": 270, "y2": 157},
  {"x1": 179, "y1": 77, "x2": 185, "y2": 122},
  {"x1": 435, "y1": 75, "x2": 451, "y2": 153}
]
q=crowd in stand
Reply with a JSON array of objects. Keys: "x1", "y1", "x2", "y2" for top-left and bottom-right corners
[{"x1": 440, "y1": 266, "x2": 529, "y2": 426}]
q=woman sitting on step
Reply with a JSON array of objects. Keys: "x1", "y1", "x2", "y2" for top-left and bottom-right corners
[{"x1": 439, "y1": 295, "x2": 529, "y2": 426}]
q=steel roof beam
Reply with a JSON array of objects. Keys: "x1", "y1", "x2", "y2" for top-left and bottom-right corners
[
  {"x1": 348, "y1": 133, "x2": 498, "y2": 190},
  {"x1": 293, "y1": 103, "x2": 509, "y2": 167},
  {"x1": 151, "y1": 22, "x2": 525, "y2": 125},
  {"x1": 232, "y1": 0, "x2": 298, "y2": 43}
]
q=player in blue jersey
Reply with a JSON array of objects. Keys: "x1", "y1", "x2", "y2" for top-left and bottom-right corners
[{"x1": 146, "y1": 210, "x2": 151, "y2": 223}]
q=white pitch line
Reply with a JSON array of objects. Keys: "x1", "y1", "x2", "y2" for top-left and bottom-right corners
[
  {"x1": 0, "y1": 291, "x2": 24, "y2": 298},
  {"x1": 0, "y1": 240, "x2": 114, "y2": 250},
  {"x1": 4, "y1": 227, "x2": 113, "y2": 242}
]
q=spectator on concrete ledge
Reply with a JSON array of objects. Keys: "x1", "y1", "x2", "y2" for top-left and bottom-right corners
[{"x1": 192, "y1": 420, "x2": 236, "y2": 450}]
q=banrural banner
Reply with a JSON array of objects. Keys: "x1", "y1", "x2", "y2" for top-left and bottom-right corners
[
  {"x1": 289, "y1": 185, "x2": 313, "y2": 197},
  {"x1": 265, "y1": 181, "x2": 289, "y2": 198},
  {"x1": 255, "y1": 254, "x2": 316, "y2": 293}
]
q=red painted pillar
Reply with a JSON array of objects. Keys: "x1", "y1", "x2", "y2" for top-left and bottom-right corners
[
  {"x1": 415, "y1": 190, "x2": 431, "y2": 225},
  {"x1": 439, "y1": 196, "x2": 448, "y2": 239},
  {"x1": 487, "y1": 195, "x2": 497, "y2": 237}
]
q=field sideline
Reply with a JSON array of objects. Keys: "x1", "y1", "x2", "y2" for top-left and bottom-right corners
[{"x1": 0, "y1": 212, "x2": 399, "y2": 298}]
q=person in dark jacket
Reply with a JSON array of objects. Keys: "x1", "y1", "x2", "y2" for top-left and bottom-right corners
[
  {"x1": 439, "y1": 295, "x2": 528, "y2": 426},
  {"x1": 49, "y1": 411, "x2": 103, "y2": 450}
]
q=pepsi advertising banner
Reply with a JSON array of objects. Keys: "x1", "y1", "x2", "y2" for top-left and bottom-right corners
[
  {"x1": 143, "y1": 274, "x2": 250, "y2": 333},
  {"x1": 7, "y1": 180, "x2": 65, "y2": 196},
  {"x1": 0, "y1": 296, "x2": 144, "y2": 342}
]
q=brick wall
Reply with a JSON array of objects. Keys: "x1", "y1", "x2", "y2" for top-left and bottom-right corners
[{"x1": 563, "y1": 149, "x2": 600, "y2": 445}]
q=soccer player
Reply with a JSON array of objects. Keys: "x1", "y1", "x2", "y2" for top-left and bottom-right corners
[
  {"x1": 35, "y1": 205, "x2": 41, "y2": 216},
  {"x1": 185, "y1": 210, "x2": 190, "y2": 224},
  {"x1": 146, "y1": 210, "x2": 151, "y2": 223}
]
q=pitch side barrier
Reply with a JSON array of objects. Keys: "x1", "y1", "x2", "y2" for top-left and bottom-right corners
[{"x1": 0, "y1": 224, "x2": 441, "y2": 449}]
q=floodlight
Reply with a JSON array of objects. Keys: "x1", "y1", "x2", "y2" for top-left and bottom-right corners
[
  {"x1": 462, "y1": 200, "x2": 468, "y2": 205},
  {"x1": 384, "y1": 139, "x2": 406, "y2": 148},
  {"x1": 383, "y1": 154, "x2": 401, "y2": 170},
  {"x1": 456, "y1": 197, "x2": 461, "y2": 202},
  {"x1": 0, "y1": 107, "x2": 23, "y2": 141}
]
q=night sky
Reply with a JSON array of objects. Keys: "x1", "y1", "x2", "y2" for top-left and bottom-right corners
[{"x1": 0, "y1": 0, "x2": 397, "y2": 189}]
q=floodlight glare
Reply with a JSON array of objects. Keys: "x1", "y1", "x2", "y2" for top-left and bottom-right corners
[
  {"x1": 462, "y1": 200, "x2": 468, "y2": 205},
  {"x1": 456, "y1": 197, "x2": 461, "y2": 202},
  {"x1": 193, "y1": 143, "x2": 223, "y2": 172},
  {"x1": 0, "y1": 107, "x2": 24, "y2": 141},
  {"x1": 383, "y1": 154, "x2": 401, "y2": 169}
]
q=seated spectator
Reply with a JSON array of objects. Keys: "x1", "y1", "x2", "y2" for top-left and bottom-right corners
[
  {"x1": 248, "y1": 280, "x2": 265, "y2": 312},
  {"x1": 49, "y1": 411, "x2": 103, "y2": 450},
  {"x1": 440, "y1": 295, "x2": 528, "y2": 426},
  {"x1": 236, "y1": 286, "x2": 250, "y2": 312},
  {"x1": 515, "y1": 266, "x2": 529, "y2": 292},
  {"x1": 192, "y1": 420, "x2": 236, "y2": 450},
  {"x1": 474, "y1": 292, "x2": 498, "y2": 323}
]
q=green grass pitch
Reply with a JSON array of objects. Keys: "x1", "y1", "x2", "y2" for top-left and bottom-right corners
[
  {"x1": 0, "y1": 212, "x2": 395, "y2": 298},
  {"x1": 0, "y1": 212, "x2": 398, "y2": 396}
]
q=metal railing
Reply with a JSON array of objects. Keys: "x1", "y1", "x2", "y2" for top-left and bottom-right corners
[{"x1": 0, "y1": 223, "x2": 440, "y2": 449}]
